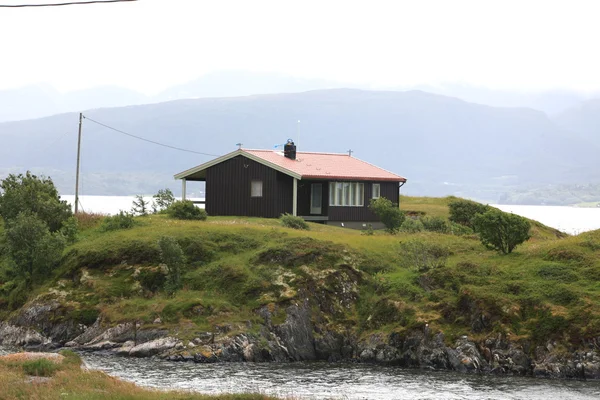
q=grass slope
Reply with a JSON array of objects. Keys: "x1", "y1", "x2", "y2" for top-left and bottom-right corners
[{"x1": 1, "y1": 196, "x2": 598, "y2": 354}]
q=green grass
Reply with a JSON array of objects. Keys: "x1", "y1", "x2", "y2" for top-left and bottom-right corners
[{"x1": 2, "y1": 196, "x2": 599, "y2": 355}]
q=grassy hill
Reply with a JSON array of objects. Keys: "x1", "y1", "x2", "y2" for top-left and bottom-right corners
[{"x1": 4, "y1": 196, "x2": 598, "y2": 357}]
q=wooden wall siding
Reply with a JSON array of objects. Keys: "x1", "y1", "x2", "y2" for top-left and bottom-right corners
[
  {"x1": 328, "y1": 181, "x2": 399, "y2": 221},
  {"x1": 297, "y1": 180, "x2": 329, "y2": 216},
  {"x1": 206, "y1": 155, "x2": 292, "y2": 218}
]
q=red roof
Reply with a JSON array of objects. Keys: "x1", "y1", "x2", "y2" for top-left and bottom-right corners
[{"x1": 243, "y1": 149, "x2": 406, "y2": 182}]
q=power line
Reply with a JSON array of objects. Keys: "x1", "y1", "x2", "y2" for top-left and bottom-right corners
[
  {"x1": 82, "y1": 115, "x2": 220, "y2": 157},
  {"x1": 0, "y1": 0, "x2": 136, "y2": 7}
]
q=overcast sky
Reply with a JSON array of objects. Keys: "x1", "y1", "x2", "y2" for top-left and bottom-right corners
[{"x1": 1, "y1": 0, "x2": 599, "y2": 95}]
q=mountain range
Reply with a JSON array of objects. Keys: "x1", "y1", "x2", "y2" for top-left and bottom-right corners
[{"x1": 1, "y1": 87, "x2": 599, "y2": 203}]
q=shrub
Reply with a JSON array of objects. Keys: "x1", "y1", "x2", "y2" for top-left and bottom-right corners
[
  {"x1": 399, "y1": 218, "x2": 424, "y2": 233},
  {"x1": 60, "y1": 216, "x2": 79, "y2": 244},
  {"x1": 74, "y1": 212, "x2": 104, "y2": 230},
  {"x1": 399, "y1": 239, "x2": 450, "y2": 272},
  {"x1": 448, "y1": 198, "x2": 490, "y2": 228},
  {"x1": 22, "y1": 359, "x2": 58, "y2": 377},
  {"x1": 448, "y1": 221, "x2": 474, "y2": 236},
  {"x1": 137, "y1": 268, "x2": 166, "y2": 293},
  {"x1": 361, "y1": 223, "x2": 375, "y2": 235},
  {"x1": 167, "y1": 201, "x2": 207, "y2": 220},
  {"x1": 421, "y1": 216, "x2": 449, "y2": 233},
  {"x1": 280, "y1": 213, "x2": 309, "y2": 230},
  {"x1": 100, "y1": 211, "x2": 135, "y2": 231},
  {"x1": 472, "y1": 209, "x2": 531, "y2": 254},
  {"x1": 158, "y1": 236, "x2": 185, "y2": 295},
  {"x1": 369, "y1": 197, "x2": 406, "y2": 234}
]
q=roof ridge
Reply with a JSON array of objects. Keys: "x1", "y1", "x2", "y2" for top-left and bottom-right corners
[{"x1": 243, "y1": 148, "x2": 348, "y2": 156}]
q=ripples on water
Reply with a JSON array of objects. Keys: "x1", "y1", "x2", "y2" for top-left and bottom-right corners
[{"x1": 80, "y1": 353, "x2": 600, "y2": 400}]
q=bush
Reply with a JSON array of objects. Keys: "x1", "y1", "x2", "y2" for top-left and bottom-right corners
[
  {"x1": 399, "y1": 218, "x2": 424, "y2": 233},
  {"x1": 101, "y1": 211, "x2": 135, "y2": 231},
  {"x1": 22, "y1": 359, "x2": 58, "y2": 377},
  {"x1": 167, "y1": 201, "x2": 207, "y2": 220},
  {"x1": 158, "y1": 236, "x2": 185, "y2": 295},
  {"x1": 448, "y1": 198, "x2": 490, "y2": 228},
  {"x1": 448, "y1": 221, "x2": 474, "y2": 236},
  {"x1": 399, "y1": 239, "x2": 450, "y2": 272},
  {"x1": 280, "y1": 213, "x2": 309, "y2": 230},
  {"x1": 60, "y1": 216, "x2": 79, "y2": 244},
  {"x1": 421, "y1": 216, "x2": 449, "y2": 233},
  {"x1": 369, "y1": 197, "x2": 406, "y2": 234},
  {"x1": 472, "y1": 209, "x2": 531, "y2": 254}
]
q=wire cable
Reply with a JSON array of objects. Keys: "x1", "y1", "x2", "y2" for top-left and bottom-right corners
[
  {"x1": 82, "y1": 115, "x2": 220, "y2": 157},
  {"x1": 0, "y1": 0, "x2": 136, "y2": 7}
]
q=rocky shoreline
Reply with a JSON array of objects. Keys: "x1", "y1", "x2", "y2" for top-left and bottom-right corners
[{"x1": 2, "y1": 300, "x2": 599, "y2": 381}]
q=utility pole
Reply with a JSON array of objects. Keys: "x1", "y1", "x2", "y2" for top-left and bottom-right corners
[{"x1": 74, "y1": 113, "x2": 83, "y2": 214}]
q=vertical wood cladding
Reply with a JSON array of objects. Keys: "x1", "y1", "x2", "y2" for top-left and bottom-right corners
[
  {"x1": 206, "y1": 155, "x2": 293, "y2": 217},
  {"x1": 327, "y1": 181, "x2": 399, "y2": 222},
  {"x1": 205, "y1": 155, "x2": 400, "y2": 221}
]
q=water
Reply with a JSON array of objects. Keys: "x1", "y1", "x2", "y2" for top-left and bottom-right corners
[
  {"x1": 78, "y1": 352, "x2": 600, "y2": 399},
  {"x1": 59, "y1": 195, "x2": 600, "y2": 235}
]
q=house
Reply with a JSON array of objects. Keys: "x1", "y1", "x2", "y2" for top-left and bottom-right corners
[{"x1": 174, "y1": 141, "x2": 407, "y2": 229}]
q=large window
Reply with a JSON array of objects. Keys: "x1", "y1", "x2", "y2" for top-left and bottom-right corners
[
  {"x1": 372, "y1": 183, "x2": 381, "y2": 199},
  {"x1": 251, "y1": 180, "x2": 263, "y2": 197},
  {"x1": 329, "y1": 182, "x2": 364, "y2": 206}
]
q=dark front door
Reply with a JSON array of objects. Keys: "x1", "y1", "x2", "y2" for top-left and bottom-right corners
[{"x1": 310, "y1": 183, "x2": 322, "y2": 214}]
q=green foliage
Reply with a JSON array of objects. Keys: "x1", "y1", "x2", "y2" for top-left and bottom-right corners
[
  {"x1": 21, "y1": 358, "x2": 58, "y2": 377},
  {"x1": 61, "y1": 216, "x2": 79, "y2": 244},
  {"x1": 421, "y1": 216, "x2": 449, "y2": 233},
  {"x1": 361, "y1": 223, "x2": 375, "y2": 236},
  {"x1": 472, "y1": 209, "x2": 531, "y2": 254},
  {"x1": 399, "y1": 218, "x2": 424, "y2": 233},
  {"x1": 152, "y1": 188, "x2": 175, "y2": 213},
  {"x1": 448, "y1": 221, "x2": 474, "y2": 236},
  {"x1": 7, "y1": 280, "x2": 28, "y2": 310},
  {"x1": 137, "y1": 268, "x2": 167, "y2": 293},
  {"x1": 448, "y1": 198, "x2": 490, "y2": 228},
  {"x1": 131, "y1": 195, "x2": 150, "y2": 216},
  {"x1": 101, "y1": 211, "x2": 135, "y2": 231},
  {"x1": 399, "y1": 238, "x2": 450, "y2": 272},
  {"x1": 369, "y1": 197, "x2": 406, "y2": 234},
  {"x1": 0, "y1": 171, "x2": 72, "y2": 233},
  {"x1": 167, "y1": 201, "x2": 207, "y2": 220},
  {"x1": 4, "y1": 211, "x2": 65, "y2": 283},
  {"x1": 280, "y1": 213, "x2": 309, "y2": 230},
  {"x1": 158, "y1": 236, "x2": 185, "y2": 295}
]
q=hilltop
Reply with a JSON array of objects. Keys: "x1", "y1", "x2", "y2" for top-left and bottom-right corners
[{"x1": 2, "y1": 196, "x2": 599, "y2": 379}]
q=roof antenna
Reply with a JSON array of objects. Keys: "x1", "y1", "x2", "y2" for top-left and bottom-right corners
[
  {"x1": 348, "y1": 149, "x2": 353, "y2": 157},
  {"x1": 236, "y1": 143, "x2": 243, "y2": 150}
]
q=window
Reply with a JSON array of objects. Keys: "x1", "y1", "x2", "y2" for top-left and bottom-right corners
[
  {"x1": 329, "y1": 182, "x2": 364, "y2": 206},
  {"x1": 251, "y1": 180, "x2": 263, "y2": 197},
  {"x1": 372, "y1": 183, "x2": 381, "y2": 199}
]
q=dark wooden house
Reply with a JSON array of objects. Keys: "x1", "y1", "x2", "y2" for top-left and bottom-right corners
[{"x1": 174, "y1": 142, "x2": 407, "y2": 228}]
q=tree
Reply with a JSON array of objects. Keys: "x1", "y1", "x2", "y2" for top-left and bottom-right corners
[
  {"x1": 472, "y1": 209, "x2": 531, "y2": 254},
  {"x1": 4, "y1": 211, "x2": 65, "y2": 283},
  {"x1": 158, "y1": 236, "x2": 185, "y2": 295},
  {"x1": 131, "y1": 195, "x2": 150, "y2": 216},
  {"x1": 369, "y1": 197, "x2": 406, "y2": 234},
  {"x1": 0, "y1": 172, "x2": 72, "y2": 232},
  {"x1": 152, "y1": 189, "x2": 175, "y2": 213}
]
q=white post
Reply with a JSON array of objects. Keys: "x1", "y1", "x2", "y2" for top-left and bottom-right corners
[
  {"x1": 182, "y1": 178, "x2": 187, "y2": 201},
  {"x1": 293, "y1": 178, "x2": 298, "y2": 216}
]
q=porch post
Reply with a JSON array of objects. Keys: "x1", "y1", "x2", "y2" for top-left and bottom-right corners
[
  {"x1": 292, "y1": 178, "x2": 298, "y2": 216},
  {"x1": 182, "y1": 178, "x2": 187, "y2": 201}
]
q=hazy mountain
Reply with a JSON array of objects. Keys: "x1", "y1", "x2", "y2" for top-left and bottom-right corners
[
  {"x1": 155, "y1": 70, "x2": 344, "y2": 102},
  {"x1": 553, "y1": 99, "x2": 600, "y2": 145},
  {"x1": 1, "y1": 89, "x2": 598, "y2": 202}
]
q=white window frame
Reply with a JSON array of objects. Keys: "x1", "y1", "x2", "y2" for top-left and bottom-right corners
[
  {"x1": 251, "y1": 180, "x2": 263, "y2": 197},
  {"x1": 372, "y1": 183, "x2": 381, "y2": 199},
  {"x1": 329, "y1": 181, "x2": 364, "y2": 207}
]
